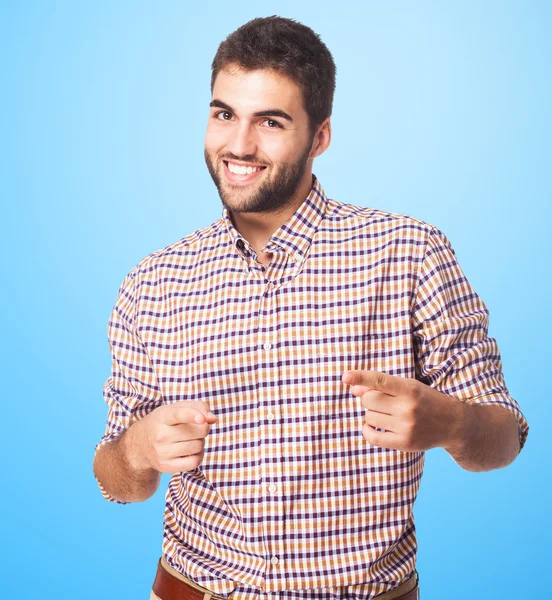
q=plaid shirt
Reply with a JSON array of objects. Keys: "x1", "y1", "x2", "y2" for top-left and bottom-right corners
[{"x1": 95, "y1": 176, "x2": 528, "y2": 599}]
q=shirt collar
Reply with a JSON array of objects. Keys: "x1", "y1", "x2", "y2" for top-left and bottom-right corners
[{"x1": 222, "y1": 175, "x2": 328, "y2": 262}]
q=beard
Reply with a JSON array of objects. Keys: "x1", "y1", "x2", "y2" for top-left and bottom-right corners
[{"x1": 204, "y1": 141, "x2": 313, "y2": 214}]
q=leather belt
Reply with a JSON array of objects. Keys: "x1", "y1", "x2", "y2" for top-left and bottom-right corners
[
  {"x1": 153, "y1": 558, "x2": 225, "y2": 600},
  {"x1": 152, "y1": 557, "x2": 419, "y2": 600}
]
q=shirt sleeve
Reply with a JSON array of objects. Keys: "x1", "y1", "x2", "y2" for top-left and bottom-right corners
[
  {"x1": 94, "y1": 268, "x2": 164, "y2": 503},
  {"x1": 411, "y1": 226, "x2": 529, "y2": 452}
]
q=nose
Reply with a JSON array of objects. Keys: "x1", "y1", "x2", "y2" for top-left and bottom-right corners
[{"x1": 227, "y1": 122, "x2": 257, "y2": 158}]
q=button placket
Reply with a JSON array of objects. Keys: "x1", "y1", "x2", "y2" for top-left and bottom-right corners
[
  {"x1": 256, "y1": 281, "x2": 285, "y2": 589},
  {"x1": 257, "y1": 281, "x2": 287, "y2": 591}
]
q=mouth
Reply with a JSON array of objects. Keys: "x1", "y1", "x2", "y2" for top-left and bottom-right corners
[{"x1": 223, "y1": 160, "x2": 267, "y2": 184}]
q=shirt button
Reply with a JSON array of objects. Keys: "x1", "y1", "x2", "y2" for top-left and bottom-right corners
[
  {"x1": 263, "y1": 343, "x2": 272, "y2": 351},
  {"x1": 267, "y1": 412, "x2": 275, "y2": 421},
  {"x1": 270, "y1": 556, "x2": 279, "y2": 566},
  {"x1": 268, "y1": 484, "x2": 277, "y2": 493}
]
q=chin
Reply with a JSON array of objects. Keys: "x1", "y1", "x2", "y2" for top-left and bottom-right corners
[
  {"x1": 219, "y1": 178, "x2": 267, "y2": 212},
  {"x1": 221, "y1": 194, "x2": 262, "y2": 214}
]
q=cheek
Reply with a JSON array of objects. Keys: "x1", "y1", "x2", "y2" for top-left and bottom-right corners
[
  {"x1": 261, "y1": 137, "x2": 299, "y2": 165},
  {"x1": 204, "y1": 124, "x2": 226, "y2": 154},
  {"x1": 267, "y1": 131, "x2": 312, "y2": 164}
]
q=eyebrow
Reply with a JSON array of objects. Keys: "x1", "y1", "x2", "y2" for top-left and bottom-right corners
[{"x1": 209, "y1": 99, "x2": 294, "y2": 122}]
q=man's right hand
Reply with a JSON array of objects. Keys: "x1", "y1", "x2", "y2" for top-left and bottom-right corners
[{"x1": 125, "y1": 401, "x2": 218, "y2": 474}]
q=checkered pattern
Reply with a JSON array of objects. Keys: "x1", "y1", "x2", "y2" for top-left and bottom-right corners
[{"x1": 96, "y1": 176, "x2": 528, "y2": 599}]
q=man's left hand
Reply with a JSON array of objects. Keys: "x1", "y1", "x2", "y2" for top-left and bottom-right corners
[{"x1": 342, "y1": 370, "x2": 463, "y2": 452}]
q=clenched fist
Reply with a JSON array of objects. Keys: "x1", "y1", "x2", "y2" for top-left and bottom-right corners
[{"x1": 126, "y1": 401, "x2": 218, "y2": 474}]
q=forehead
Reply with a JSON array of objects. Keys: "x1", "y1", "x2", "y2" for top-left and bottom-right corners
[{"x1": 212, "y1": 66, "x2": 307, "y2": 116}]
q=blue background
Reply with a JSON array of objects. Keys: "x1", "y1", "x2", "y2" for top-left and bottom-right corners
[{"x1": 2, "y1": 1, "x2": 549, "y2": 598}]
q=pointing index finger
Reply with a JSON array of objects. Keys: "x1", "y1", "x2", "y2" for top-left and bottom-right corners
[
  {"x1": 342, "y1": 370, "x2": 399, "y2": 396},
  {"x1": 166, "y1": 405, "x2": 218, "y2": 426}
]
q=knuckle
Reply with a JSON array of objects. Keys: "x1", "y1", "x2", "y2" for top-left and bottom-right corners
[
  {"x1": 364, "y1": 409, "x2": 376, "y2": 427},
  {"x1": 409, "y1": 381, "x2": 421, "y2": 399},
  {"x1": 155, "y1": 403, "x2": 170, "y2": 415},
  {"x1": 402, "y1": 403, "x2": 416, "y2": 420},
  {"x1": 152, "y1": 429, "x2": 166, "y2": 445},
  {"x1": 189, "y1": 439, "x2": 205, "y2": 454},
  {"x1": 362, "y1": 424, "x2": 377, "y2": 445},
  {"x1": 159, "y1": 462, "x2": 173, "y2": 474},
  {"x1": 370, "y1": 432, "x2": 381, "y2": 447},
  {"x1": 375, "y1": 373, "x2": 387, "y2": 389},
  {"x1": 176, "y1": 425, "x2": 191, "y2": 441},
  {"x1": 187, "y1": 423, "x2": 206, "y2": 438},
  {"x1": 184, "y1": 452, "x2": 204, "y2": 471},
  {"x1": 403, "y1": 430, "x2": 416, "y2": 448},
  {"x1": 161, "y1": 403, "x2": 179, "y2": 420},
  {"x1": 177, "y1": 457, "x2": 193, "y2": 472},
  {"x1": 150, "y1": 433, "x2": 163, "y2": 452}
]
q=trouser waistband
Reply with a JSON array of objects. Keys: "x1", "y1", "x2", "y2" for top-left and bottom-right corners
[{"x1": 152, "y1": 557, "x2": 420, "y2": 600}]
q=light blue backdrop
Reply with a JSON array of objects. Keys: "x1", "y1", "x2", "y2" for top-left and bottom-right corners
[{"x1": 2, "y1": 1, "x2": 549, "y2": 598}]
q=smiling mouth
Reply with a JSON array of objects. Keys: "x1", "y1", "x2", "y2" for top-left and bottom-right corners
[
  {"x1": 223, "y1": 160, "x2": 267, "y2": 175},
  {"x1": 222, "y1": 160, "x2": 267, "y2": 184}
]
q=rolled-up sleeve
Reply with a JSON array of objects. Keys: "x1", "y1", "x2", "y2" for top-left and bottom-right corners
[
  {"x1": 412, "y1": 226, "x2": 529, "y2": 452},
  {"x1": 94, "y1": 268, "x2": 163, "y2": 502}
]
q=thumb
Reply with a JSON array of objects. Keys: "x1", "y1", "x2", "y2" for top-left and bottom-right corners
[{"x1": 348, "y1": 385, "x2": 373, "y2": 398}]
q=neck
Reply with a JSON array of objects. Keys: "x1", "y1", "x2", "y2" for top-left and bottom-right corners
[{"x1": 230, "y1": 172, "x2": 314, "y2": 258}]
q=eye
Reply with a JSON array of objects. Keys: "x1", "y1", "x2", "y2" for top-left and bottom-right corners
[
  {"x1": 215, "y1": 110, "x2": 233, "y2": 121},
  {"x1": 262, "y1": 119, "x2": 282, "y2": 129}
]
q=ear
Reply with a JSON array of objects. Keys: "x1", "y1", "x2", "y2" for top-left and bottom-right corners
[{"x1": 309, "y1": 118, "x2": 332, "y2": 159}]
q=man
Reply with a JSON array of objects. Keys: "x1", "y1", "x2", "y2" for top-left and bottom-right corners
[{"x1": 93, "y1": 16, "x2": 529, "y2": 600}]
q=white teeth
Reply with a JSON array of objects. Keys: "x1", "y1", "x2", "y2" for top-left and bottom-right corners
[{"x1": 227, "y1": 162, "x2": 263, "y2": 175}]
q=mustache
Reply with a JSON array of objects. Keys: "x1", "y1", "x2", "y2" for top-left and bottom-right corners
[{"x1": 219, "y1": 152, "x2": 270, "y2": 167}]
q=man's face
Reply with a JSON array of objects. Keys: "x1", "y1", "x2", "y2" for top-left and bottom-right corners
[{"x1": 204, "y1": 65, "x2": 315, "y2": 214}]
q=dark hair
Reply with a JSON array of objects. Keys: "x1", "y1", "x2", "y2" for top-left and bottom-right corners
[{"x1": 211, "y1": 16, "x2": 336, "y2": 133}]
